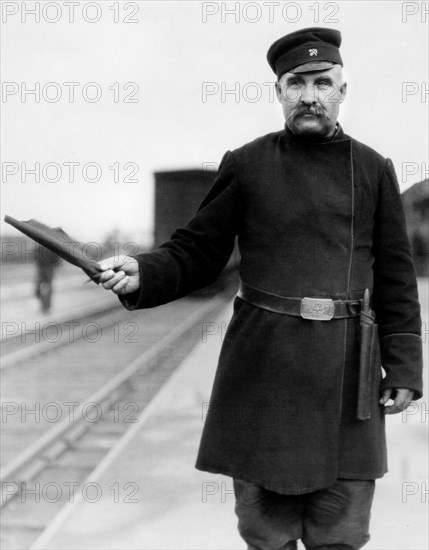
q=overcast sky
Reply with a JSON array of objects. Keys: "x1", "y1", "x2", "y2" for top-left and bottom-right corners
[{"x1": 1, "y1": 0, "x2": 428, "y2": 245}]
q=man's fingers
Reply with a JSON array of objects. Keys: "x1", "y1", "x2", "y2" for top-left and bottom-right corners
[
  {"x1": 99, "y1": 256, "x2": 138, "y2": 276},
  {"x1": 111, "y1": 276, "x2": 130, "y2": 295},
  {"x1": 101, "y1": 270, "x2": 126, "y2": 290},
  {"x1": 379, "y1": 388, "x2": 392, "y2": 405},
  {"x1": 99, "y1": 261, "x2": 125, "y2": 272},
  {"x1": 383, "y1": 403, "x2": 402, "y2": 415},
  {"x1": 99, "y1": 269, "x2": 116, "y2": 284},
  {"x1": 97, "y1": 256, "x2": 139, "y2": 295},
  {"x1": 98, "y1": 256, "x2": 126, "y2": 272},
  {"x1": 383, "y1": 389, "x2": 414, "y2": 415}
]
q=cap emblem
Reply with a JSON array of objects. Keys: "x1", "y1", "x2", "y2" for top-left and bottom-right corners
[{"x1": 309, "y1": 48, "x2": 318, "y2": 56}]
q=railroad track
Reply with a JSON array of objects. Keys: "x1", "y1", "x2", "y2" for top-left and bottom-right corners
[
  {"x1": 1, "y1": 272, "x2": 89, "y2": 303},
  {"x1": 1, "y1": 297, "x2": 123, "y2": 368},
  {"x1": 0, "y1": 283, "x2": 236, "y2": 549}
]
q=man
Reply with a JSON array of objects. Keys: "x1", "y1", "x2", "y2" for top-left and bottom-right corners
[
  {"x1": 35, "y1": 243, "x2": 60, "y2": 312},
  {"x1": 99, "y1": 28, "x2": 423, "y2": 550}
]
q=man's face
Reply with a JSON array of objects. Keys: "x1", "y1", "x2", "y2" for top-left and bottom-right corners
[{"x1": 275, "y1": 65, "x2": 347, "y2": 139}]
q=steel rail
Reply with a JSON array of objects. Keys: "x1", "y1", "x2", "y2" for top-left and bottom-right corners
[
  {"x1": 1, "y1": 300, "x2": 123, "y2": 369},
  {"x1": 0, "y1": 294, "x2": 226, "y2": 505}
]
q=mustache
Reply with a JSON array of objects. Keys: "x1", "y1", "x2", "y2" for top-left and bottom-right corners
[{"x1": 294, "y1": 105, "x2": 325, "y2": 117}]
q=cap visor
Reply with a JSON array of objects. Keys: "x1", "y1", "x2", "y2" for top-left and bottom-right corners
[{"x1": 291, "y1": 61, "x2": 335, "y2": 73}]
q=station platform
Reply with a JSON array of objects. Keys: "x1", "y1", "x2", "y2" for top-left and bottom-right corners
[{"x1": 31, "y1": 285, "x2": 428, "y2": 549}]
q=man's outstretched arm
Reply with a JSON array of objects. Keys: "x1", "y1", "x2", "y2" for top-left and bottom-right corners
[{"x1": 98, "y1": 150, "x2": 240, "y2": 309}]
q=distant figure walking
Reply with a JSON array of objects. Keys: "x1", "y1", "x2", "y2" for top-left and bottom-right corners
[{"x1": 35, "y1": 244, "x2": 60, "y2": 312}]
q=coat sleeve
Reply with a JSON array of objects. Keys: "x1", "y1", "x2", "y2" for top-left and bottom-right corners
[
  {"x1": 372, "y1": 158, "x2": 423, "y2": 399},
  {"x1": 119, "y1": 150, "x2": 240, "y2": 310}
]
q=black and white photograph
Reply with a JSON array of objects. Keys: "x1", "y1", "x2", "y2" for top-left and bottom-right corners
[{"x1": 1, "y1": 1, "x2": 428, "y2": 549}]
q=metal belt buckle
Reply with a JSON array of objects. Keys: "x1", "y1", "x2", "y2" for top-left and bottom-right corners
[{"x1": 300, "y1": 297, "x2": 334, "y2": 321}]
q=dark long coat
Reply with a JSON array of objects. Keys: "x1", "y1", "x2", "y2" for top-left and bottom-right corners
[{"x1": 121, "y1": 125, "x2": 423, "y2": 494}]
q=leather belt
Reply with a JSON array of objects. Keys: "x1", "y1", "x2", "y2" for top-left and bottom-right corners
[{"x1": 237, "y1": 280, "x2": 361, "y2": 321}]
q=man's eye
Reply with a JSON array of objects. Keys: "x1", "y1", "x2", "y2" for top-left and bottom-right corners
[
  {"x1": 317, "y1": 81, "x2": 330, "y2": 89},
  {"x1": 288, "y1": 81, "x2": 301, "y2": 88}
]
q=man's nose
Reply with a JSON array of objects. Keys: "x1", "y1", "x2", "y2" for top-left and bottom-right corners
[{"x1": 300, "y1": 84, "x2": 316, "y2": 104}]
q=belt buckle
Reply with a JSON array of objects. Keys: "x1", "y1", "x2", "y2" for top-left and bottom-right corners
[{"x1": 300, "y1": 297, "x2": 334, "y2": 321}]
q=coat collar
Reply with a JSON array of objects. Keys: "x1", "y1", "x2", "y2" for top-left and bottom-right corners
[{"x1": 283, "y1": 122, "x2": 348, "y2": 145}]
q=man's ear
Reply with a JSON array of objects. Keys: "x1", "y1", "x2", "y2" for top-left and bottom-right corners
[
  {"x1": 339, "y1": 81, "x2": 347, "y2": 103},
  {"x1": 275, "y1": 81, "x2": 283, "y2": 103}
]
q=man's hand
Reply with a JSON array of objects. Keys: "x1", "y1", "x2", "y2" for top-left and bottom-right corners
[
  {"x1": 380, "y1": 388, "x2": 414, "y2": 415},
  {"x1": 98, "y1": 256, "x2": 140, "y2": 295}
]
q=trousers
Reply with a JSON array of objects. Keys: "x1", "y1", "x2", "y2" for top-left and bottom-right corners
[{"x1": 233, "y1": 478, "x2": 375, "y2": 550}]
